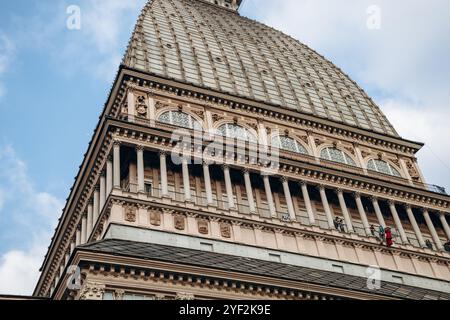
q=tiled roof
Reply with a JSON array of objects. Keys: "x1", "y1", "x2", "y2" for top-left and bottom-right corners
[
  {"x1": 123, "y1": 0, "x2": 398, "y2": 137},
  {"x1": 79, "y1": 239, "x2": 450, "y2": 300}
]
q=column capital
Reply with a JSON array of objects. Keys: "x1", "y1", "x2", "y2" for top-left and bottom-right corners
[
  {"x1": 280, "y1": 176, "x2": 289, "y2": 183},
  {"x1": 334, "y1": 188, "x2": 344, "y2": 195},
  {"x1": 241, "y1": 168, "x2": 250, "y2": 175},
  {"x1": 370, "y1": 196, "x2": 379, "y2": 202},
  {"x1": 388, "y1": 200, "x2": 396, "y2": 206},
  {"x1": 113, "y1": 140, "x2": 121, "y2": 147},
  {"x1": 135, "y1": 145, "x2": 145, "y2": 152},
  {"x1": 221, "y1": 164, "x2": 230, "y2": 170},
  {"x1": 299, "y1": 181, "x2": 308, "y2": 188},
  {"x1": 316, "y1": 184, "x2": 326, "y2": 191},
  {"x1": 352, "y1": 191, "x2": 361, "y2": 199},
  {"x1": 403, "y1": 203, "x2": 412, "y2": 210}
]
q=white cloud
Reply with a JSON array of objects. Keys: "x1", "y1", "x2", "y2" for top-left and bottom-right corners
[
  {"x1": 0, "y1": 145, "x2": 63, "y2": 295},
  {"x1": 246, "y1": 0, "x2": 450, "y2": 191},
  {"x1": 0, "y1": 245, "x2": 47, "y2": 296}
]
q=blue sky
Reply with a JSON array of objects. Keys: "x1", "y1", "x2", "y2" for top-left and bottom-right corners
[{"x1": 0, "y1": 0, "x2": 449, "y2": 295}]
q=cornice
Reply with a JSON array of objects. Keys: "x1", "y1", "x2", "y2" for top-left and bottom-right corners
[{"x1": 56, "y1": 250, "x2": 393, "y2": 300}]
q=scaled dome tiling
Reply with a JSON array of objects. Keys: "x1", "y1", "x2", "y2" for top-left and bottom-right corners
[{"x1": 123, "y1": 0, "x2": 398, "y2": 137}]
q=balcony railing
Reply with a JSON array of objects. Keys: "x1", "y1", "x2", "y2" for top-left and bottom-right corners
[{"x1": 120, "y1": 182, "x2": 443, "y2": 251}]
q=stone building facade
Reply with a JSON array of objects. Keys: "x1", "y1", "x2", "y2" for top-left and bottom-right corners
[{"x1": 34, "y1": 0, "x2": 450, "y2": 300}]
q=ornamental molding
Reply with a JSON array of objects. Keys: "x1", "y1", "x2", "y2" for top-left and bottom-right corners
[
  {"x1": 79, "y1": 281, "x2": 106, "y2": 300},
  {"x1": 116, "y1": 77, "x2": 421, "y2": 155}
]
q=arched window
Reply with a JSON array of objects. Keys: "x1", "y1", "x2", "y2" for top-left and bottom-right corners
[
  {"x1": 158, "y1": 111, "x2": 202, "y2": 131},
  {"x1": 367, "y1": 159, "x2": 401, "y2": 177},
  {"x1": 271, "y1": 135, "x2": 307, "y2": 155},
  {"x1": 217, "y1": 123, "x2": 257, "y2": 143},
  {"x1": 320, "y1": 147, "x2": 356, "y2": 166}
]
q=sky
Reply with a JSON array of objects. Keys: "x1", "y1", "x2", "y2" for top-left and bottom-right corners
[{"x1": 0, "y1": 0, "x2": 449, "y2": 295}]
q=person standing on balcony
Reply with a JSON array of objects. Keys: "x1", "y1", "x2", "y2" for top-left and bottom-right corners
[{"x1": 385, "y1": 227, "x2": 393, "y2": 247}]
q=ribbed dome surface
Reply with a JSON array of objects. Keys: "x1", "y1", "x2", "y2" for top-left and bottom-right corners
[{"x1": 124, "y1": 0, "x2": 398, "y2": 137}]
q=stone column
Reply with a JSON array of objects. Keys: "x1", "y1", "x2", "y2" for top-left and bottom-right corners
[
  {"x1": 203, "y1": 162, "x2": 213, "y2": 205},
  {"x1": 318, "y1": 185, "x2": 334, "y2": 229},
  {"x1": 388, "y1": 201, "x2": 408, "y2": 244},
  {"x1": 136, "y1": 146, "x2": 145, "y2": 193},
  {"x1": 354, "y1": 192, "x2": 371, "y2": 236},
  {"x1": 423, "y1": 209, "x2": 444, "y2": 251},
  {"x1": 182, "y1": 157, "x2": 192, "y2": 201},
  {"x1": 81, "y1": 215, "x2": 87, "y2": 244},
  {"x1": 405, "y1": 205, "x2": 426, "y2": 247},
  {"x1": 113, "y1": 141, "x2": 121, "y2": 189},
  {"x1": 106, "y1": 155, "x2": 113, "y2": 195},
  {"x1": 93, "y1": 186, "x2": 100, "y2": 224},
  {"x1": 439, "y1": 212, "x2": 450, "y2": 241},
  {"x1": 263, "y1": 175, "x2": 277, "y2": 218},
  {"x1": 159, "y1": 152, "x2": 169, "y2": 197},
  {"x1": 300, "y1": 182, "x2": 315, "y2": 225},
  {"x1": 87, "y1": 199, "x2": 93, "y2": 238},
  {"x1": 336, "y1": 189, "x2": 354, "y2": 233},
  {"x1": 99, "y1": 171, "x2": 106, "y2": 209},
  {"x1": 371, "y1": 197, "x2": 386, "y2": 228},
  {"x1": 281, "y1": 178, "x2": 296, "y2": 220},
  {"x1": 223, "y1": 165, "x2": 236, "y2": 209},
  {"x1": 243, "y1": 170, "x2": 256, "y2": 213}
]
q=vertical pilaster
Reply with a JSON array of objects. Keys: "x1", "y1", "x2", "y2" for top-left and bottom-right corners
[
  {"x1": 113, "y1": 141, "x2": 121, "y2": 189},
  {"x1": 127, "y1": 89, "x2": 135, "y2": 121},
  {"x1": 106, "y1": 155, "x2": 113, "y2": 195},
  {"x1": 93, "y1": 186, "x2": 100, "y2": 224},
  {"x1": 99, "y1": 171, "x2": 106, "y2": 209},
  {"x1": 354, "y1": 143, "x2": 367, "y2": 174},
  {"x1": 81, "y1": 215, "x2": 87, "y2": 245},
  {"x1": 75, "y1": 227, "x2": 81, "y2": 246},
  {"x1": 87, "y1": 199, "x2": 93, "y2": 238}
]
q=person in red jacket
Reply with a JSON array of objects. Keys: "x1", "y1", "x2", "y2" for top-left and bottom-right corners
[{"x1": 385, "y1": 227, "x2": 393, "y2": 247}]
